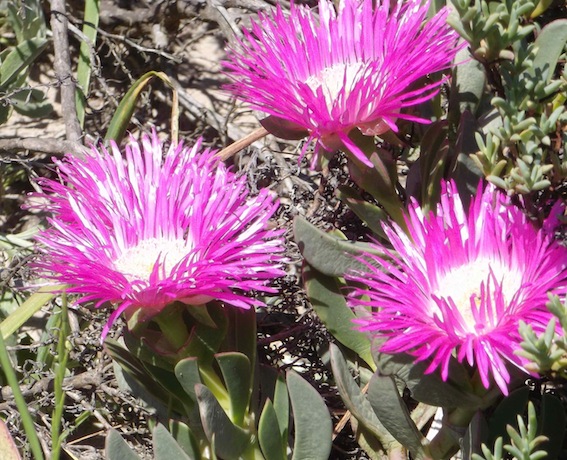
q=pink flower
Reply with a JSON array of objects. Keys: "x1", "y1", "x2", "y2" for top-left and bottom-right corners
[
  {"x1": 33, "y1": 133, "x2": 285, "y2": 339},
  {"x1": 348, "y1": 182, "x2": 567, "y2": 394},
  {"x1": 224, "y1": 0, "x2": 462, "y2": 166}
]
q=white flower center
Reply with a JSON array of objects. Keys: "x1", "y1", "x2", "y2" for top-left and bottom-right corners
[
  {"x1": 433, "y1": 258, "x2": 523, "y2": 330},
  {"x1": 305, "y1": 62, "x2": 366, "y2": 112},
  {"x1": 114, "y1": 238, "x2": 188, "y2": 282}
]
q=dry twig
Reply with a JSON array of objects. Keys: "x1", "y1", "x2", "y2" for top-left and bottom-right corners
[
  {"x1": 50, "y1": 0, "x2": 83, "y2": 146},
  {"x1": 0, "y1": 138, "x2": 88, "y2": 158}
]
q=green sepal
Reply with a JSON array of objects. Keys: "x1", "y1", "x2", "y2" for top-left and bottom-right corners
[{"x1": 260, "y1": 115, "x2": 309, "y2": 140}]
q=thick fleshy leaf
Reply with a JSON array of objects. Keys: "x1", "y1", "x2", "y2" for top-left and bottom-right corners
[
  {"x1": 258, "y1": 399, "x2": 287, "y2": 460},
  {"x1": 104, "y1": 339, "x2": 170, "y2": 402},
  {"x1": 0, "y1": 37, "x2": 47, "y2": 88},
  {"x1": 304, "y1": 266, "x2": 374, "y2": 368},
  {"x1": 417, "y1": 121, "x2": 449, "y2": 213},
  {"x1": 344, "y1": 131, "x2": 407, "y2": 230},
  {"x1": 330, "y1": 344, "x2": 397, "y2": 450},
  {"x1": 11, "y1": 88, "x2": 53, "y2": 118},
  {"x1": 530, "y1": 0, "x2": 554, "y2": 17},
  {"x1": 123, "y1": 329, "x2": 180, "y2": 371},
  {"x1": 452, "y1": 111, "x2": 483, "y2": 209},
  {"x1": 366, "y1": 374, "x2": 427, "y2": 459},
  {"x1": 0, "y1": 419, "x2": 21, "y2": 460},
  {"x1": 225, "y1": 307, "x2": 257, "y2": 366},
  {"x1": 287, "y1": 371, "x2": 332, "y2": 460},
  {"x1": 105, "y1": 429, "x2": 141, "y2": 460},
  {"x1": 531, "y1": 19, "x2": 567, "y2": 83},
  {"x1": 105, "y1": 71, "x2": 178, "y2": 143},
  {"x1": 273, "y1": 370, "x2": 289, "y2": 438},
  {"x1": 0, "y1": 285, "x2": 61, "y2": 339},
  {"x1": 215, "y1": 352, "x2": 252, "y2": 426},
  {"x1": 487, "y1": 386, "x2": 530, "y2": 446},
  {"x1": 294, "y1": 215, "x2": 381, "y2": 277},
  {"x1": 258, "y1": 365, "x2": 289, "y2": 438},
  {"x1": 352, "y1": 419, "x2": 388, "y2": 460},
  {"x1": 375, "y1": 350, "x2": 483, "y2": 408},
  {"x1": 174, "y1": 357, "x2": 202, "y2": 403},
  {"x1": 450, "y1": 46, "x2": 486, "y2": 116},
  {"x1": 539, "y1": 393, "x2": 566, "y2": 460},
  {"x1": 168, "y1": 421, "x2": 201, "y2": 459},
  {"x1": 260, "y1": 115, "x2": 309, "y2": 140},
  {"x1": 462, "y1": 412, "x2": 489, "y2": 460},
  {"x1": 337, "y1": 186, "x2": 388, "y2": 238},
  {"x1": 195, "y1": 384, "x2": 250, "y2": 460},
  {"x1": 153, "y1": 424, "x2": 191, "y2": 460}
]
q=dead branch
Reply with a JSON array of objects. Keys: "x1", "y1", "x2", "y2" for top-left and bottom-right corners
[
  {"x1": 0, "y1": 138, "x2": 88, "y2": 158},
  {"x1": 50, "y1": 0, "x2": 83, "y2": 146}
]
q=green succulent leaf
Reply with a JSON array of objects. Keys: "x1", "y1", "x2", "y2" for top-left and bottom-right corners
[
  {"x1": 375, "y1": 350, "x2": 483, "y2": 408},
  {"x1": 105, "y1": 71, "x2": 178, "y2": 143},
  {"x1": 215, "y1": 352, "x2": 252, "y2": 426},
  {"x1": 0, "y1": 418, "x2": 21, "y2": 460},
  {"x1": 488, "y1": 386, "x2": 530, "y2": 446},
  {"x1": 0, "y1": 37, "x2": 47, "y2": 88},
  {"x1": 330, "y1": 344, "x2": 398, "y2": 451},
  {"x1": 168, "y1": 421, "x2": 201, "y2": 460},
  {"x1": 366, "y1": 373, "x2": 427, "y2": 459},
  {"x1": 105, "y1": 429, "x2": 141, "y2": 460},
  {"x1": 195, "y1": 384, "x2": 251, "y2": 460},
  {"x1": 175, "y1": 357, "x2": 202, "y2": 403},
  {"x1": 337, "y1": 186, "x2": 388, "y2": 238},
  {"x1": 153, "y1": 424, "x2": 192, "y2": 460},
  {"x1": 304, "y1": 265, "x2": 374, "y2": 369},
  {"x1": 531, "y1": 19, "x2": 567, "y2": 83},
  {"x1": 259, "y1": 399, "x2": 287, "y2": 460},
  {"x1": 294, "y1": 215, "x2": 382, "y2": 277},
  {"x1": 288, "y1": 371, "x2": 333, "y2": 460},
  {"x1": 538, "y1": 393, "x2": 566, "y2": 460}
]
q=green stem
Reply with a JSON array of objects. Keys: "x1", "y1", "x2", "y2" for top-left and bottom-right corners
[
  {"x1": 51, "y1": 293, "x2": 70, "y2": 460},
  {"x1": 240, "y1": 439, "x2": 265, "y2": 460},
  {"x1": 428, "y1": 406, "x2": 476, "y2": 460},
  {"x1": 154, "y1": 306, "x2": 190, "y2": 350},
  {"x1": 0, "y1": 333, "x2": 44, "y2": 460}
]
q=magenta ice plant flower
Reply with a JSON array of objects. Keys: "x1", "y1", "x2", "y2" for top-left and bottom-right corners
[
  {"x1": 32, "y1": 133, "x2": 286, "y2": 339},
  {"x1": 348, "y1": 181, "x2": 567, "y2": 394},
  {"x1": 224, "y1": 0, "x2": 462, "y2": 166}
]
